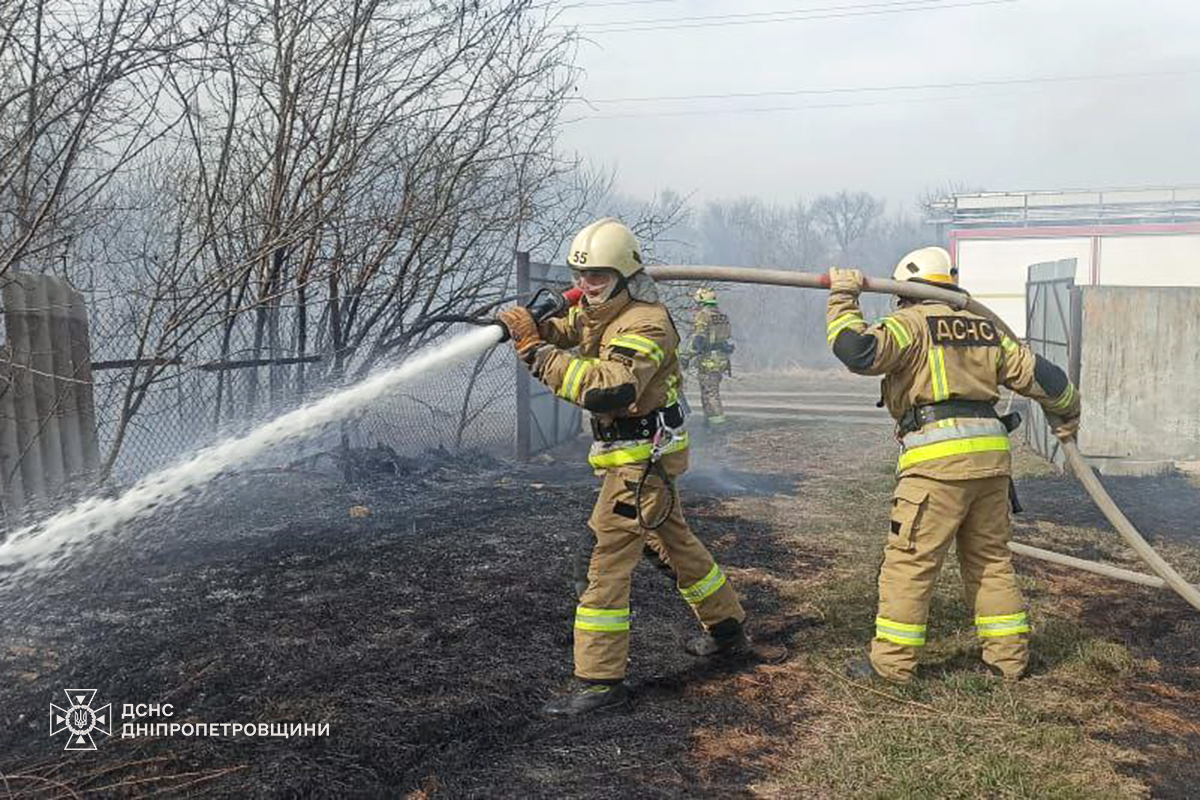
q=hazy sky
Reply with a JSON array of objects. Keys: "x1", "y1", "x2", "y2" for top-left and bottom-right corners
[{"x1": 555, "y1": 0, "x2": 1200, "y2": 212}]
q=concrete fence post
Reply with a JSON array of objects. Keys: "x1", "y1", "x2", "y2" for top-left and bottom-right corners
[{"x1": 0, "y1": 273, "x2": 100, "y2": 517}]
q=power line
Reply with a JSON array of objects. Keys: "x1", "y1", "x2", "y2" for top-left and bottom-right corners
[
  {"x1": 580, "y1": 0, "x2": 946, "y2": 28},
  {"x1": 564, "y1": 68, "x2": 1200, "y2": 120},
  {"x1": 563, "y1": 0, "x2": 685, "y2": 8},
  {"x1": 574, "y1": 67, "x2": 1200, "y2": 105},
  {"x1": 577, "y1": 0, "x2": 1013, "y2": 33}
]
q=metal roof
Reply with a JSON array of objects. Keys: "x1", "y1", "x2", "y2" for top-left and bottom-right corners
[{"x1": 928, "y1": 186, "x2": 1200, "y2": 228}]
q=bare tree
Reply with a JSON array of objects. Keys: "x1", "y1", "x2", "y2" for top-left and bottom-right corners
[
  {"x1": 0, "y1": 0, "x2": 596, "y2": 481},
  {"x1": 0, "y1": 0, "x2": 203, "y2": 277},
  {"x1": 70, "y1": 0, "x2": 585, "y2": 474},
  {"x1": 812, "y1": 190, "x2": 884, "y2": 261}
]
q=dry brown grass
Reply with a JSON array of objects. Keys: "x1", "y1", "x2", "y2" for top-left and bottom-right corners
[{"x1": 683, "y1": 409, "x2": 1200, "y2": 800}]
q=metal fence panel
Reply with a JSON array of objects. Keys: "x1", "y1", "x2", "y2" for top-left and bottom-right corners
[
  {"x1": 1024, "y1": 259, "x2": 1078, "y2": 468},
  {"x1": 515, "y1": 252, "x2": 582, "y2": 460}
]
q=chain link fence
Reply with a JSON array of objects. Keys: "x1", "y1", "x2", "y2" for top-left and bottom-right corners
[{"x1": 84, "y1": 297, "x2": 517, "y2": 483}]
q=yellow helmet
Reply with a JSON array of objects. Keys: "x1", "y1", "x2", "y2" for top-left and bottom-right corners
[
  {"x1": 893, "y1": 246, "x2": 957, "y2": 285},
  {"x1": 566, "y1": 217, "x2": 643, "y2": 278},
  {"x1": 693, "y1": 287, "x2": 718, "y2": 305}
]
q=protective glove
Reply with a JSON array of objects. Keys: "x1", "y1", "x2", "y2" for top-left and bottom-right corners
[
  {"x1": 828, "y1": 267, "x2": 865, "y2": 296},
  {"x1": 496, "y1": 306, "x2": 543, "y2": 360},
  {"x1": 1052, "y1": 414, "x2": 1080, "y2": 442}
]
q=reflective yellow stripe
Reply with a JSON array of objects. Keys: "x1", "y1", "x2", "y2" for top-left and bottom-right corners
[
  {"x1": 680, "y1": 563, "x2": 727, "y2": 604},
  {"x1": 826, "y1": 312, "x2": 866, "y2": 342},
  {"x1": 567, "y1": 306, "x2": 581, "y2": 326},
  {"x1": 927, "y1": 346, "x2": 949, "y2": 401},
  {"x1": 575, "y1": 605, "x2": 631, "y2": 632},
  {"x1": 558, "y1": 357, "x2": 594, "y2": 402},
  {"x1": 609, "y1": 334, "x2": 664, "y2": 365},
  {"x1": 588, "y1": 432, "x2": 689, "y2": 468},
  {"x1": 976, "y1": 611, "x2": 1030, "y2": 638},
  {"x1": 922, "y1": 273, "x2": 955, "y2": 284},
  {"x1": 876, "y1": 617, "x2": 925, "y2": 632},
  {"x1": 1046, "y1": 383, "x2": 1076, "y2": 412},
  {"x1": 897, "y1": 435, "x2": 1010, "y2": 471},
  {"x1": 997, "y1": 335, "x2": 1019, "y2": 369},
  {"x1": 666, "y1": 373, "x2": 680, "y2": 405},
  {"x1": 875, "y1": 616, "x2": 926, "y2": 647},
  {"x1": 881, "y1": 316, "x2": 912, "y2": 349}
]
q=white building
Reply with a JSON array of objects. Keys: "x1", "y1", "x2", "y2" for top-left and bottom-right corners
[{"x1": 928, "y1": 186, "x2": 1200, "y2": 337}]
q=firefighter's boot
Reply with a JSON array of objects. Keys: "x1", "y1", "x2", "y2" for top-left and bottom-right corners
[
  {"x1": 846, "y1": 658, "x2": 906, "y2": 684},
  {"x1": 685, "y1": 617, "x2": 746, "y2": 656},
  {"x1": 542, "y1": 681, "x2": 629, "y2": 717}
]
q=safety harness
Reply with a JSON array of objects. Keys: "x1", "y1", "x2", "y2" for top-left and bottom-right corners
[
  {"x1": 591, "y1": 405, "x2": 686, "y2": 530},
  {"x1": 590, "y1": 404, "x2": 685, "y2": 442},
  {"x1": 897, "y1": 399, "x2": 1021, "y2": 437},
  {"x1": 897, "y1": 399, "x2": 1024, "y2": 512}
]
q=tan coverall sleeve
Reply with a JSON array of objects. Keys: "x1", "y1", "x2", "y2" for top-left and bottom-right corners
[
  {"x1": 530, "y1": 321, "x2": 670, "y2": 413},
  {"x1": 996, "y1": 335, "x2": 1081, "y2": 420},
  {"x1": 539, "y1": 306, "x2": 582, "y2": 349},
  {"x1": 826, "y1": 290, "x2": 918, "y2": 376}
]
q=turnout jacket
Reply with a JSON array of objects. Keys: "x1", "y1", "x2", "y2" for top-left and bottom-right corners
[
  {"x1": 531, "y1": 288, "x2": 686, "y2": 469},
  {"x1": 683, "y1": 306, "x2": 733, "y2": 373},
  {"x1": 826, "y1": 287, "x2": 1081, "y2": 481}
]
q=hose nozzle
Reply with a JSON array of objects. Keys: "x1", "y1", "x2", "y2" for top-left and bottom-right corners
[
  {"x1": 495, "y1": 287, "x2": 584, "y2": 342},
  {"x1": 525, "y1": 286, "x2": 583, "y2": 323}
]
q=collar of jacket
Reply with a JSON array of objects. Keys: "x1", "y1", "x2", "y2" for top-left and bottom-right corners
[{"x1": 580, "y1": 288, "x2": 633, "y2": 328}]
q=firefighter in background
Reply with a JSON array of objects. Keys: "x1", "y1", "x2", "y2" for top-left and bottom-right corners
[
  {"x1": 681, "y1": 287, "x2": 734, "y2": 427},
  {"x1": 825, "y1": 246, "x2": 1081, "y2": 683},
  {"x1": 497, "y1": 218, "x2": 747, "y2": 716}
]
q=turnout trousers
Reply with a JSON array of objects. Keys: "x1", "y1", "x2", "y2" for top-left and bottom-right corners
[
  {"x1": 697, "y1": 370, "x2": 726, "y2": 424},
  {"x1": 575, "y1": 449, "x2": 745, "y2": 681},
  {"x1": 872, "y1": 475, "x2": 1030, "y2": 682}
]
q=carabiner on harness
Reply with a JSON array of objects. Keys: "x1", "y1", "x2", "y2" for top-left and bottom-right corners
[{"x1": 636, "y1": 410, "x2": 682, "y2": 530}]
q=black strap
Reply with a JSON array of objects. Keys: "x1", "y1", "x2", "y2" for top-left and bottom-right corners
[
  {"x1": 897, "y1": 400, "x2": 998, "y2": 436},
  {"x1": 591, "y1": 404, "x2": 685, "y2": 443},
  {"x1": 636, "y1": 460, "x2": 675, "y2": 530},
  {"x1": 1008, "y1": 478, "x2": 1023, "y2": 514}
]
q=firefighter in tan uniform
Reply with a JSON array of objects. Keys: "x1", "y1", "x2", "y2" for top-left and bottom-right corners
[
  {"x1": 826, "y1": 246, "x2": 1081, "y2": 683},
  {"x1": 680, "y1": 288, "x2": 734, "y2": 427},
  {"x1": 498, "y1": 218, "x2": 747, "y2": 715}
]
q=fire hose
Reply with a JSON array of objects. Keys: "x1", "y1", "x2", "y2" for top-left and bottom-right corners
[{"x1": 645, "y1": 264, "x2": 1200, "y2": 613}]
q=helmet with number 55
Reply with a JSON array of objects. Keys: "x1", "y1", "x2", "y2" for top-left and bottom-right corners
[{"x1": 566, "y1": 218, "x2": 644, "y2": 278}]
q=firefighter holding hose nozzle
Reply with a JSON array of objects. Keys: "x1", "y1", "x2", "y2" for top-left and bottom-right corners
[
  {"x1": 826, "y1": 246, "x2": 1081, "y2": 683},
  {"x1": 497, "y1": 217, "x2": 747, "y2": 716}
]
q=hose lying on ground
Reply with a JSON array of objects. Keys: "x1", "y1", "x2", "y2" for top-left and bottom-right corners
[{"x1": 646, "y1": 264, "x2": 1200, "y2": 613}]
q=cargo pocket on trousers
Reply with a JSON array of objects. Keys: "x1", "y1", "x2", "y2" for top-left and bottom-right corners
[{"x1": 888, "y1": 483, "x2": 928, "y2": 552}]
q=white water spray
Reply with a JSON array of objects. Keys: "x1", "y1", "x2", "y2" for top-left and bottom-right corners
[{"x1": 0, "y1": 325, "x2": 505, "y2": 573}]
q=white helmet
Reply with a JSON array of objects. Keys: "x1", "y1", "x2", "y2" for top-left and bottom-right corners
[
  {"x1": 893, "y1": 246, "x2": 958, "y2": 286},
  {"x1": 566, "y1": 217, "x2": 644, "y2": 278}
]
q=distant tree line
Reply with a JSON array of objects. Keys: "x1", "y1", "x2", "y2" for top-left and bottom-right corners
[{"x1": 644, "y1": 190, "x2": 933, "y2": 369}]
